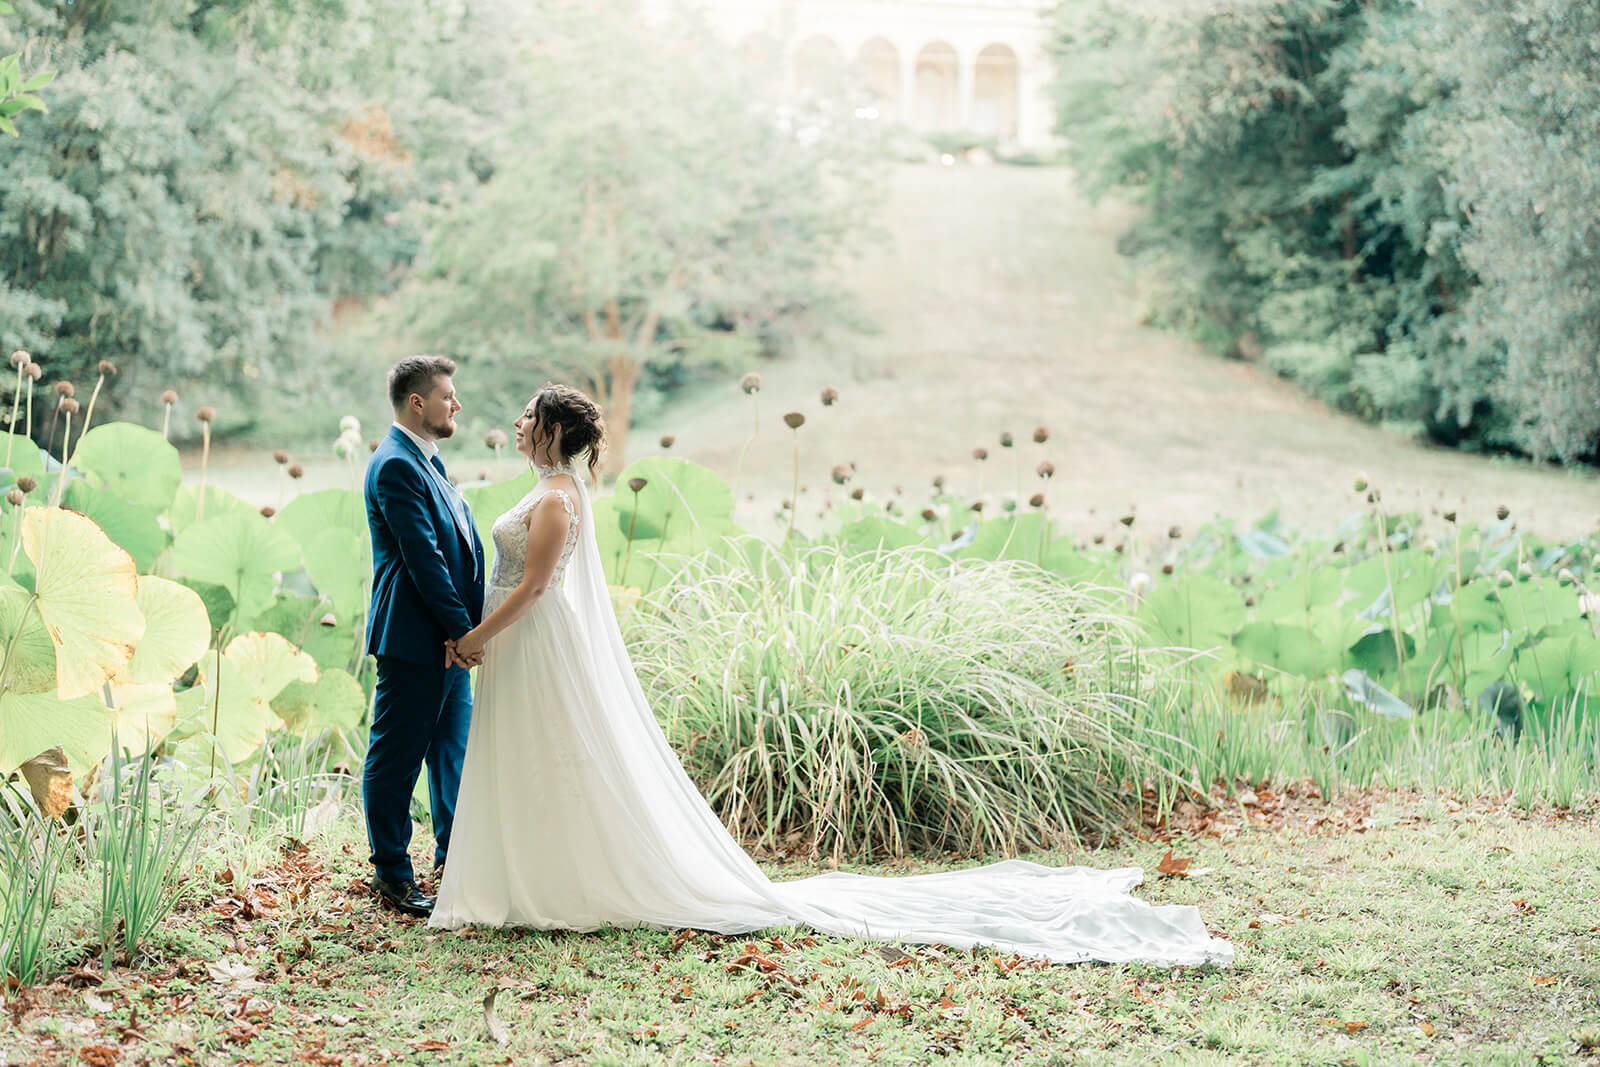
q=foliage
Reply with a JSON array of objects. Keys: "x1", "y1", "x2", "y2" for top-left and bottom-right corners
[
  {"x1": 0, "y1": 794, "x2": 63, "y2": 982},
  {"x1": 391, "y1": 2, "x2": 882, "y2": 469},
  {"x1": 0, "y1": 0, "x2": 516, "y2": 435},
  {"x1": 0, "y1": 0, "x2": 52, "y2": 137},
  {"x1": 625, "y1": 541, "x2": 1170, "y2": 859},
  {"x1": 1052, "y1": 0, "x2": 1600, "y2": 461}
]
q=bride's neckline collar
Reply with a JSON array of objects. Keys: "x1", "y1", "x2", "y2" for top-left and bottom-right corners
[{"x1": 535, "y1": 461, "x2": 577, "y2": 478}]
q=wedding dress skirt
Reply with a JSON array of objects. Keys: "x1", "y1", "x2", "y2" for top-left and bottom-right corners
[{"x1": 429, "y1": 475, "x2": 1233, "y2": 967}]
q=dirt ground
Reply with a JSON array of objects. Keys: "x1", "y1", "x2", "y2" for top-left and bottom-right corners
[{"x1": 201, "y1": 164, "x2": 1600, "y2": 542}]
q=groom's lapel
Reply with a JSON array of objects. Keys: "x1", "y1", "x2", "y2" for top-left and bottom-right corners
[{"x1": 390, "y1": 427, "x2": 479, "y2": 569}]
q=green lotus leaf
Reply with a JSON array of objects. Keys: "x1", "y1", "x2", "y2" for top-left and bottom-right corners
[
  {"x1": 840, "y1": 518, "x2": 926, "y2": 554},
  {"x1": 1253, "y1": 569, "x2": 1343, "y2": 621},
  {"x1": 247, "y1": 592, "x2": 358, "y2": 672},
  {"x1": 0, "y1": 582, "x2": 55, "y2": 694},
  {"x1": 1495, "y1": 577, "x2": 1581, "y2": 636},
  {"x1": 177, "y1": 579, "x2": 234, "y2": 635},
  {"x1": 172, "y1": 512, "x2": 303, "y2": 624},
  {"x1": 1514, "y1": 627, "x2": 1600, "y2": 702},
  {"x1": 1345, "y1": 551, "x2": 1443, "y2": 620},
  {"x1": 63, "y1": 481, "x2": 168, "y2": 572},
  {"x1": 70, "y1": 423, "x2": 183, "y2": 511},
  {"x1": 275, "y1": 488, "x2": 365, "y2": 555},
  {"x1": 271, "y1": 669, "x2": 367, "y2": 735},
  {"x1": 108, "y1": 681, "x2": 178, "y2": 758},
  {"x1": 960, "y1": 515, "x2": 1052, "y2": 563},
  {"x1": 0, "y1": 688, "x2": 114, "y2": 775},
  {"x1": 1462, "y1": 629, "x2": 1515, "y2": 699},
  {"x1": 123, "y1": 575, "x2": 212, "y2": 686},
  {"x1": 0, "y1": 432, "x2": 45, "y2": 488},
  {"x1": 22, "y1": 506, "x2": 146, "y2": 699},
  {"x1": 302, "y1": 528, "x2": 368, "y2": 619},
  {"x1": 611, "y1": 457, "x2": 735, "y2": 550},
  {"x1": 1343, "y1": 628, "x2": 1417, "y2": 678},
  {"x1": 1137, "y1": 575, "x2": 1246, "y2": 652},
  {"x1": 168, "y1": 484, "x2": 260, "y2": 534},
  {"x1": 463, "y1": 469, "x2": 537, "y2": 555},
  {"x1": 1231, "y1": 621, "x2": 1340, "y2": 678},
  {"x1": 1340, "y1": 668, "x2": 1413, "y2": 720}
]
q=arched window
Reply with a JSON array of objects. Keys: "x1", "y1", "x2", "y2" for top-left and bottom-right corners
[
  {"x1": 856, "y1": 37, "x2": 901, "y2": 120},
  {"x1": 973, "y1": 43, "x2": 1021, "y2": 143}
]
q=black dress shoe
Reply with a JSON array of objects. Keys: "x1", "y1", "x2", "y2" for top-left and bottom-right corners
[{"x1": 370, "y1": 875, "x2": 434, "y2": 917}]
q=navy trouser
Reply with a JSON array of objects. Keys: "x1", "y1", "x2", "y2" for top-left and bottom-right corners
[{"x1": 363, "y1": 655, "x2": 471, "y2": 885}]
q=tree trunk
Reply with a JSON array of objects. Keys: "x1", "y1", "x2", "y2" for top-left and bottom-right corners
[{"x1": 601, "y1": 351, "x2": 642, "y2": 477}]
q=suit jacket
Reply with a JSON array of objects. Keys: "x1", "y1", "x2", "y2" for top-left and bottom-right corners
[{"x1": 364, "y1": 425, "x2": 486, "y2": 666}]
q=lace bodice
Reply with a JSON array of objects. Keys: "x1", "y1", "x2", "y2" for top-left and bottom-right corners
[{"x1": 487, "y1": 472, "x2": 580, "y2": 596}]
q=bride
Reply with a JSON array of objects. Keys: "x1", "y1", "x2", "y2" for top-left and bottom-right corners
[{"x1": 429, "y1": 385, "x2": 1232, "y2": 966}]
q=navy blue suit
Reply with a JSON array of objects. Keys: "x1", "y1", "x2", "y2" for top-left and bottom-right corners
[{"x1": 362, "y1": 425, "x2": 486, "y2": 884}]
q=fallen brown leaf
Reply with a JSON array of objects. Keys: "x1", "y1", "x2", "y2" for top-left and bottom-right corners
[{"x1": 1156, "y1": 850, "x2": 1192, "y2": 878}]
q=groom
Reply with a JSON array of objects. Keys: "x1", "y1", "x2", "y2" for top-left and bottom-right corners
[{"x1": 362, "y1": 355, "x2": 486, "y2": 917}]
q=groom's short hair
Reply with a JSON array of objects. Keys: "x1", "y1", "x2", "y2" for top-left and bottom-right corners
[{"x1": 388, "y1": 355, "x2": 457, "y2": 410}]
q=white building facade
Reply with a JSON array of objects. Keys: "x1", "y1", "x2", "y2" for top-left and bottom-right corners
[{"x1": 646, "y1": 0, "x2": 1058, "y2": 149}]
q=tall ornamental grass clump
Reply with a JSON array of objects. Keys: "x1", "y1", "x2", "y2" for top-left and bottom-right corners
[{"x1": 626, "y1": 541, "x2": 1179, "y2": 860}]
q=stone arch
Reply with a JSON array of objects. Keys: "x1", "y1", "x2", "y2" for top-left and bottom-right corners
[
  {"x1": 794, "y1": 34, "x2": 847, "y2": 96},
  {"x1": 856, "y1": 36, "x2": 901, "y2": 120},
  {"x1": 912, "y1": 41, "x2": 960, "y2": 131},
  {"x1": 972, "y1": 43, "x2": 1021, "y2": 142}
]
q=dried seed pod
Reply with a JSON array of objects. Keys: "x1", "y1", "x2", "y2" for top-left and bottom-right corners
[
  {"x1": 1496, "y1": 504, "x2": 1510, "y2": 520},
  {"x1": 259, "y1": 505, "x2": 277, "y2": 518},
  {"x1": 932, "y1": 475, "x2": 946, "y2": 490},
  {"x1": 15, "y1": 476, "x2": 36, "y2": 493},
  {"x1": 24, "y1": 363, "x2": 41, "y2": 381},
  {"x1": 739, "y1": 372, "x2": 762, "y2": 395},
  {"x1": 1168, "y1": 525, "x2": 1182, "y2": 539},
  {"x1": 1092, "y1": 533, "x2": 1105, "y2": 544},
  {"x1": 1161, "y1": 562, "x2": 1174, "y2": 575},
  {"x1": 820, "y1": 386, "x2": 839, "y2": 406},
  {"x1": 287, "y1": 464, "x2": 304, "y2": 479},
  {"x1": 783, "y1": 412, "x2": 805, "y2": 430},
  {"x1": 160, "y1": 388, "x2": 178, "y2": 405},
  {"x1": 1118, "y1": 514, "x2": 1135, "y2": 527},
  {"x1": 659, "y1": 434, "x2": 675, "y2": 449},
  {"x1": 1032, "y1": 426, "x2": 1049, "y2": 444},
  {"x1": 53, "y1": 381, "x2": 74, "y2": 398},
  {"x1": 972, "y1": 448, "x2": 988, "y2": 461},
  {"x1": 1028, "y1": 493, "x2": 1045, "y2": 508},
  {"x1": 319, "y1": 612, "x2": 338, "y2": 627},
  {"x1": 1036, "y1": 461, "x2": 1055, "y2": 480},
  {"x1": 920, "y1": 508, "x2": 937, "y2": 521},
  {"x1": 368, "y1": 440, "x2": 379, "y2": 453},
  {"x1": 850, "y1": 487, "x2": 864, "y2": 501},
  {"x1": 7, "y1": 350, "x2": 28, "y2": 368},
  {"x1": 273, "y1": 450, "x2": 290, "y2": 465},
  {"x1": 1353, "y1": 473, "x2": 1369, "y2": 493},
  {"x1": 4, "y1": 489, "x2": 21, "y2": 507},
  {"x1": 58, "y1": 396, "x2": 79, "y2": 414},
  {"x1": 970, "y1": 500, "x2": 984, "y2": 513},
  {"x1": 196, "y1": 406, "x2": 217, "y2": 424},
  {"x1": 97, "y1": 360, "x2": 117, "y2": 377},
  {"x1": 1442, "y1": 510, "x2": 1457, "y2": 524},
  {"x1": 484, "y1": 429, "x2": 509, "y2": 450},
  {"x1": 627, "y1": 477, "x2": 648, "y2": 493},
  {"x1": 999, "y1": 432, "x2": 1014, "y2": 448},
  {"x1": 830, "y1": 465, "x2": 850, "y2": 485}
]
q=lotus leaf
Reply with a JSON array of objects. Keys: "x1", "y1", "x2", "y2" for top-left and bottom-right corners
[
  {"x1": 22, "y1": 507, "x2": 145, "y2": 699},
  {"x1": 610, "y1": 458, "x2": 734, "y2": 549},
  {"x1": 0, "y1": 581, "x2": 54, "y2": 694},
  {"x1": 1341, "y1": 668, "x2": 1413, "y2": 720},
  {"x1": 172, "y1": 512, "x2": 302, "y2": 624},
  {"x1": 275, "y1": 488, "x2": 365, "y2": 556},
  {"x1": 0, "y1": 688, "x2": 114, "y2": 775},
  {"x1": 107, "y1": 681, "x2": 179, "y2": 757},
  {"x1": 271, "y1": 669, "x2": 367, "y2": 735},
  {"x1": 1137, "y1": 576, "x2": 1246, "y2": 652},
  {"x1": 168, "y1": 484, "x2": 260, "y2": 534},
  {"x1": 249, "y1": 593, "x2": 358, "y2": 672},
  {"x1": 71, "y1": 423, "x2": 183, "y2": 511},
  {"x1": 63, "y1": 481, "x2": 168, "y2": 572},
  {"x1": 123, "y1": 576, "x2": 212, "y2": 686}
]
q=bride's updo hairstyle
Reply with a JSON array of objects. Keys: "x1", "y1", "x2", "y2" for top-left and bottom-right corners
[{"x1": 529, "y1": 383, "x2": 606, "y2": 481}]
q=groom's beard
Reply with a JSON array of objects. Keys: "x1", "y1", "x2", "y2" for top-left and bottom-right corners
[{"x1": 424, "y1": 418, "x2": 456, "y2": 439}]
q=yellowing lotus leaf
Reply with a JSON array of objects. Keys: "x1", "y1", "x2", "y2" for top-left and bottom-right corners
[
  {"x1": 271, "y1": 669, "x2": 366, "y2": 735},
  {"x1": 191, "y1": 657, "x2": 282, "y2": 765},
  {"x1": 0, "y1": 688, "x2": 114, "y2": 775},
  {"x1": 21, "y1": 507, "x2": 145, "y2": 698},
  {"x1": 224, "y1": 632, "x2": 318, "y2": 704},
  {"x1": 108, "y1": 681, "x2": 179, "y2": 758},
  {"x1": 123, "y1": 576, "x2": 212, "y2": 686}
]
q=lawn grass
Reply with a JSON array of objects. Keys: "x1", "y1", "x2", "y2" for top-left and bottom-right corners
[{"x1": 5, "y1": 788, "x2": 1598, "y2": 1066}]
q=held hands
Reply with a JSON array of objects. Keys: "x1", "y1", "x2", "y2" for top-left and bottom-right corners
[{"x1": 444, "y1": 630, "x2": 486, "y2": 670}]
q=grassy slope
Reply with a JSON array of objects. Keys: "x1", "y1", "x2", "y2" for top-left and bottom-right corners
[{"x1": 6, "y1": 794, "x2": 1598, "y2": 1066}]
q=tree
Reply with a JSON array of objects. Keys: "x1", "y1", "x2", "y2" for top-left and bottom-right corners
[{"x1": 394, "y1": 2, "x2": 881, "y2": 471}]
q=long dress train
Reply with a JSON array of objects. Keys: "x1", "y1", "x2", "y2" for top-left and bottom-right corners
[{"x1": 429, "y1": 465, "x2": 1233, "y2": 966}]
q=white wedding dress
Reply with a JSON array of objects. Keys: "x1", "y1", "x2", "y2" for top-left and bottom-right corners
[{"x1": 429, "y1": 464, "x2": 1233, "y2": 966}]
